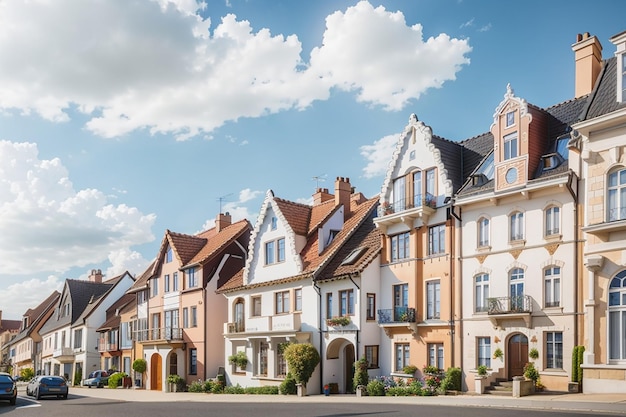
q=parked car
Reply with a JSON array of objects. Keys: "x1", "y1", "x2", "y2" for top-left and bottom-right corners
[
  {"x1": 0, "y1": 373, "x2": 17, "y2": 405},
  {"x1": 83, "y1": 370, "x2": 110, "y2": 388},
  {"x1": 26, "y1": 375, "x2": 68, "y2": 400}
]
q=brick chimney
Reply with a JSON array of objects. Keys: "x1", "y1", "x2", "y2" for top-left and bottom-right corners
[
  {"x1": 335, "y1": 177, "x2": 352, "y2": 221},
  {"x1": 88, "y1": 269, "x2": 103, "y2": 283},
  {"x1": 312, "y1": 187, "x2": 333, "y2": 205},
  {"x1": 216, "y1": 212, "x2": 232, "y2": 232},
  {"x1": 572, "y1": 32, "x2": 603, "y2": 98}
]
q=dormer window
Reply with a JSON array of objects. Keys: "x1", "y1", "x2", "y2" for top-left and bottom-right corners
[
  {"x1": 471, "y1": 174, "x2": 488, "y2": 187},
  {"x1": 503, "y1": 132, "x2": 518, "y2": 160},
  {"x1": 541, "y1": 153, "x2": 563, "y2": 171},
  {"x1": 326, "y1": 230, "x2": 339, "y2": 247},
  {"x1": 341, "y1": 247, "x2": 367, "y2": 266}
]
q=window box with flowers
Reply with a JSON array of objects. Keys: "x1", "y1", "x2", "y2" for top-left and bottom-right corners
[
  {"x1": 326, "y1": 316, "x2": 351, "y2": 327},
  {"x1": 382, "y1": 202, "x2": 393, "y2": 215}
]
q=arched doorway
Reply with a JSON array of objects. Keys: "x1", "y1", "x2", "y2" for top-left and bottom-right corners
[
  {"x1": 343, "y1": 344, "x2": 355, "y2": 393},
  {"x1": 508, "y1": 333, "x2": 528, "y2": 378},
  {"x1": 150, "y1": 353, "x2": 162, "y2": 391}
]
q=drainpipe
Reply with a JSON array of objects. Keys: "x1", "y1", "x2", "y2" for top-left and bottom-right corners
[
  {"x1": 565, "y1": 172, "x2": 580, "y2": 346},
  {"x1": 349, "y1": 274, "x2": 361, "y2": 363},
  {"x1": 448, "y1": 203, "x2": 462, "y2": 373},
  {"x1": 313, "y1": 280, "x2": 323, "y2": 394}
]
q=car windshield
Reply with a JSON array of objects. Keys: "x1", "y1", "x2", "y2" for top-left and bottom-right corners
[
  {"x1": 41, "y1": 377, "x2": 64, "y2": 386},
  {"x1": 0, "y1": 375, "x2": 13, "y2": 383}
]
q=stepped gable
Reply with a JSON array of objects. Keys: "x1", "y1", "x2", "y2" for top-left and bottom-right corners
[
  {"x1": 273, "y1": 198, "x2": 311, "y2": 236},
  {"x1": 186, "y1": 219, "x2": 251, "y2": 267}
]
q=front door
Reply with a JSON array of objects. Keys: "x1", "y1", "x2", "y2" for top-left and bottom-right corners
[
  {"x1": 508, "y1": 334, "x2": 528, "y2": 378},
  {"x1": 344, "y1": 344, "x2": 355, "y2": 393},
  {"x1": 150, "y1": 353, "x2": 162, "y2": 391}
]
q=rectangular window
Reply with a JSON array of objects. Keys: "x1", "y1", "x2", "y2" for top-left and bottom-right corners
[
  {"x1": 393, "y1": 283, "x2": 409, "y2": 321},
  {"x1": 427, "y1": 280, "x2": 440, "y2": 319},
  {"x1": 544, "y1": 267, "x2": 561, "y2": 308},
  {"x1": 164, "y1": 274, "x2": 170, "y2": 293},
  {"x1": 504, "y1": 132, "x2": 518, "y2": 160},
  {"x1": 365, "y1": 345, "x2": 379, "y2": 369},
  {"x1": 183, "y1": 307, "x2": 189, "y2": 328},
  {"x1": 151, "y1": 313, "x2": 160, "y2": 340},
  {"x1": 271, "y1": 217, "x2": 277, "y2": 230},
  {"x1": 475, "y1": 274, "x2": 489, "y2": 313},
  {"x1": 390, "y1": 232, "x2": 410, "y2": 261},
  {"x1": 166, "y1": 246, "x2": 173, "y2": 263},
  {"x1": 428, "y1": 343, "x2": 444, "y2": 370},
  {"x1": 120, "y1": 322, "x2": 132, "y2": 349},
  {"x1": 276, "y1": 346, "x2": 287, "y2": 377},
  {"x1": 294, "y1": 288, "x2": 302, "y2": 312},
  {"x1": 546, "y1": 332, "x2": 563, "y2": 369},
  {"x1": 426, "y1": 168, "x2": 436, "y2": 205},
  {"x1": 478, "y1": 218, "x2": 490, "y2": 247},
  {"x1": 277, "y1": 238, "x2": 285, "y2": 262},
  {"x1": 259, "y1": 342, "x2": 268, "y2": 376},
  {"x1": 428, "y1": 224, "x2": 445, "y2": 255},
  {"x1": 413, "y1": 171, "x2": 422, "y2": 207},
  {"x1": 187, "y1": 267, "x2": 197, "y2": 288},
  {"x1": 276, "y1": 291, "x2": 290, "y2": 314},
  {"x1": 366, "y1": 293, "x2": 376, "y2": 321},
  {"x1": 395, "y1": 343, "x2": 410, "y2": 372},
  {"x1": 252, "y1": 296, "x2": 262, "y2": 317},
  {"x1": 339, "y1": 289, "x2": 355, "y2": 316},
  {"x1": 189, "y1": 348, "x2": 197, "y2": 375},
  {"x1": 265, "y1": 241, "x2": 275, "y2": 265},
  {"x1": 477, "y1": 337, "x2": 491, "y2": 368},
  {"x1": 173, "y1": 272, "x2": 179, "y2": 291},
  {"x1": 545, "y1": 206, "x2": 560, "y2": 236},
  {"x1": 510, "y1": 212, "x2": 524, "y2": 241},
  {"x1": 73, "y1": 329, "x2": 82, "y2": 349},
  {"x1": 506, "y1": 111, "x2": 515, "y2": 127},
  {"x1": 191, "y1": 306, "x2": 197, "y2": 327},
  {"x1": 393, "y1": 176, "x2": 406, "y2": 212},
  {"x1": 151, "y1": 278, "x2": 159, "y2": 298},
  {"x1": 326, "y1": 293, "x2": 333, "y2": 319}
]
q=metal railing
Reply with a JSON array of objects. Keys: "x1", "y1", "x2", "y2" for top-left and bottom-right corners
[
  {"x1": 134, "y1": 327, "x2": 183, "y2": 342},
  {"x1": 377, "y1": 307, "x2": 417, "y2": 324},
  {"x1": 487, "y1": 295, "x2": 532, "y2": 314},
  {"x1": 380, "y1": 193, "x2": 436, "y2": 216}
]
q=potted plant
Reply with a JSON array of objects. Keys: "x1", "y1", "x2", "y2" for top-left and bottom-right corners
[
  {"x1": 167, "y1": 374, "x2": 185, "y2": 392},
  {"x1": 475, "y1": 365, "x2": 488, "y2": 394},
  {"x1": 529, "y1": 348, "x2": 539, "y2": 360},
  {"x1": 326, "y1": 316, "x2": 351, "y2": 326},
  {"x1": 477, "y1": 365, "x2": 488, "y2": 376},
  {"x1": 402, "y1": 365, "x2": 417, "y2": 375},
  {"x1": 493, "y1": 347, "x2": 503, "y2": 361},
  {"x1": 228, "y1": 351, "x2": 249, "y2": 371},
  {"x1": 132, "y1": 358, "x2": 147, "y2": 388},
  {"x1": 422, "y1": 364, "x2": 440, "y2": 375}
]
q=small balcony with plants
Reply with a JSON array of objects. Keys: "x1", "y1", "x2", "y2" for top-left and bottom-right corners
[
  {"x1": 375, "y1": 193, "x2": 437, "y2": 230},
  {"x1": 377, "y1": 307, "x2": 418, "y2": 336},
  {"x1": 487, "y1": 295, "x2": 533, "y2": 328}
]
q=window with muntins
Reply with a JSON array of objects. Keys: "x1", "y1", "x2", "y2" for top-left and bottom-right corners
[
  {"x1": 294, "y1": 288, "x2": 302, "y2": 311},
  {"x1": 326, "y1": 293, "x2": 333, "y2": 319},
  {"x1": 545, "y1": 206, "x2": 560, "y2": 236},
  {"x1": 252, "y1": 296, "x2": 262, "y2": 317},
  {"x1": 390, "y1": 232, "x2": 410, "y2": 261},
  {"x1": 478, "y1": 217, "x2": 490, "y2": 247},
  {"x1": 276, "y1": 291, "x2": 290, "y2": 314},
  {"x1": 428, "y1": 343, "x2": 444, "y2": 370},
  {"x1": 509, "y1": 211, "x2": 524, "y2": 241},
  {"x1": 393, "y1": 176, "x2": 406, "y2": 212},
  {"x1": 503, "y1": 132, "x2": 518, "y2": 160},
  {"x1": 151, "y1": 278, "x2": 159, "y2": 298},
  {"x1": 477, "y1": 337, "x2": 491, "y2": 368},
  {"x1": 510, "y1": 268, "x2": 525, "y2": 311},
  {"x1": 395, "y1": 343, "x2": 410, "y2": 372},
  {"x1": 475, "y1": 274, "x2": 489, "y2": 313},
  {"x1": 544, "y1": 266, "x2": 561, "y2": 308},
  {"x1": 608, "y1": 167, "x2": 626, "y2": 222},
  {"x1": 366, "y1": 293, "x2": 376, "y2": 320},
  {"x1": 426, "y1": 280, "x2": 440, "y2": 319},
  {"x1": 258, "y1": 342, "x2": 268, "y2": 376},
  {"x1": 189, "y1": 348, "x2": 197, "y2": 375},
  {"x1": 428, "y1": 224, "x2": 445, "y2": 255},
  {"x1": 166, "y1": 245, "x2": 173, "y2": 263},
  {"x1": 187, "y1": 267, "x2": 197, "y2": 288},
  {"x1": 339, "y1": 289, "x2": 354, "y2": 316},
  {"x1": 164, "y1": 274, "x2": 170, "y2": 293},
  {"x1": 546, "y1": 332, "x2": 563, "y2": 368},
  {"x1": 609, "y1": 270, "x2": 626, "y2": 360},
  {"x1": 365, "y1": 345, "x2": 379, "y2": 368}
]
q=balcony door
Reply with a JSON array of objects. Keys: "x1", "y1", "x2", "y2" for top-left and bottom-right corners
[
  {"x1": 234, "y1": 299, "x2": 245, "y2": 332},
  {"x1": 393, "y1": 284, "x2": 409, "y2": 321},
  {"x1": 508, "y1": 333, "x2": 528, "y2": 378},
  {"x1": 509, "y1": 268, "x2": 524, "y2": 311}
]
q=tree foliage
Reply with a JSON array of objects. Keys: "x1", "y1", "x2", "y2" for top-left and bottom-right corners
[
  {"x1": 132, "y1": 358, "x2": 147, "y2": 374},
  {"x1": 283, "y1": 343, "x2": 320, "y2": 388}
]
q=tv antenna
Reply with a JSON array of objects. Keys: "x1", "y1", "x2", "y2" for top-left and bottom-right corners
[
  {"x1": 217, "y1": 193, "x2": 233, "y2": 213},
  {"x1": 312, "y1": 174, "x2": 327, "y2": 189}
]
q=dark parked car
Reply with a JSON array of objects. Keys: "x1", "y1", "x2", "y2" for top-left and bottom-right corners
[
  {"x1": 83, "y1": 370, "x2": 109, "y2": 388},
  {"x1": 0, "y1": 373, "x2": 17, "y2": 405},
  {"x1": 26, "y1": 375, "x2": 68, "y2": 400}
]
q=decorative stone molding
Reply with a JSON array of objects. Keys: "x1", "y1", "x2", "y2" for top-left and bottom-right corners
[
  {"x1": 545, "y1": 243, "x2": 560, "y2": 255},
  {"x1": 476, "y1": 255, "x2": 488, "y2": 264},
  {"x1": 584, "y1": 255, "x2": 604, "y2": 271},
  {"x1": 509, "y1": 249, "x2": 522, "y2": 259}
]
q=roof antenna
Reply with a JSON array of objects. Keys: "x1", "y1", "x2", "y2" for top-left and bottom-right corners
[
  {"x1": 217, "y1": 193, "x2": 233, "y2": 213},
  {"x1": 312, "y1": 174, "x2": 327, "y2": 189}
]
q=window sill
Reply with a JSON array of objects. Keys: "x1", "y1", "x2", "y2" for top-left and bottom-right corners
[
  {"x1": 476, "y1": 245, "x2": 491, "y2": 253},
  {"x1": 509, "y1": 239, "x2": 526, "y2": 248},
  {"x1": 544, "y1": 233, "x2": 562, "y2": 242}
]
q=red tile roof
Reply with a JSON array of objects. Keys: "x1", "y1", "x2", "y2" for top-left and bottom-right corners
[
  {"x1": 186, "y1": 219, "x2": 251, "y2": 267},
  {"x1": 274, "y1": 198, "x2": 311, "y2": 236}
]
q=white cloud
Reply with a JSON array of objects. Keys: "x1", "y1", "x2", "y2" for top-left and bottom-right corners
[
  {"x1": 0, "y1": 140, "x2": 156, "y2": 275},
  {"x1": 239, "y1": 188, "x2": 261, "y2": 203},
  {"x1": 309, "y1": 1, "x2": 472, "y2": 111},
  {"x1": 0, "y1": 0, "x2": 471, "y2": 140},
  {"x1": 479, "y1": 23, "x2": 492, "y2": 32},
  {"x1": 460, "y1": 18, "x2": 474, "y2": 29},
  {"x1": 200, "y1": 188, "x2": 261, "y2": 230},
  {"x1": 360, "y1": 134, "x2": 399, "y2": 179},
  {"x1": 3, "y1": 276, "x2": 64, "y2": 319},
  {"x1": 106, "y1": 248, "x2": 153, "y2": 279}
]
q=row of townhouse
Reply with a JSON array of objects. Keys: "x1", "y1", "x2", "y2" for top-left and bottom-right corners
[{"x1": 7, "y1": 29, "x2": 626, "y2": 394}]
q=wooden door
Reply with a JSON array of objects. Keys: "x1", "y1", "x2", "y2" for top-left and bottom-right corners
[
  {"x1": 344, "y1": 344, "x2": 355, "y2": 393},
  {"x1": 508, "y1": 334, "x2": 528, "y2": 378},
  {"x1": 150, "y1": 353, "x2": 162, "y2": 391}
]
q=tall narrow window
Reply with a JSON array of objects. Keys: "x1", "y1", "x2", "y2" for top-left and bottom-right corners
[
  {"x1": 609, "y1": 270, "x2": 626, "y2": 360},
  {"x1": 366, "y1": 293, "x2": 376, "y2": 321},
  {"x1": 393, "y1": 284, "x2": 409, "y2": 321},
  {"x1": 608, "y1": 168, "x2": 626, "y2": 222},
  {"x1": 503, "y1": 132, "x2": 518, "y2": 160},
  {"x1": 475, "y1": 274, "x2": 489, "y2": 313},
  {"x1": 413, "y1": 170, "x2": 422, "y2": 207},
  {"x1": 166, "y1": 245, "x2": 173, "y2": 263},
  {"x1": 189, "y1": 348, "x2": 197, "y2": 375},
  {"x1": 190, "y1": 306, "x2": 197, "y2": 327},
  {"x1": 339, "y1": 289, "x2": 354, "y2": 316},
  {"x1": 510, "y1": 211, "x2": 524, "y2": 241},
  {"x1": 183, "y1": 308, "x2": 189, "y2": 328},
  {"x1": 326, "y1": 293, "x2": 333, "y2": 319},
  {"x1": 173, "y1": 272, "x2": 179, "y2": 291},
  {"x1": 276, "y1": 291, "x2": 289, "y2": 314},
  {"x1": 390, "y1": 232, "x2": 410, "y2": 261},
  {"x1": 477, "y1": 337, "x2": 491, "y2": 368},
  {"x1": 164, "y1": 274, "x2": 170, "y2": 293},
  {"x1": 546, "y1": 332, "x2": 563, "y2": 369},
  {"x1": 265, "y1": 241, "x2": 275, "y2": 265},
  {"x1": 428, "y1": 224, "x2": 445, "y2": 255},
  {"x1": 252, "y1": 296, "x2": 262, "y2": 317},
  {"x1": 151, "y1": 278, "x2": 159, "y2": 298},
  {"x1": 506, "y1": 111, "x2": 515, "y2": 127},
  {"x1": 234, "y1": 300, "x2": 244, "y2": 332},
  {"x1": 544, "y1": 266, "x2": 561, "y2": 308},
  {"x1": 365, "y1": 345, "x2": 379, "y2": 368},
  {"x1": 277, "y1": 238, "x2": 285, "y2": 262},
  {"x1": 426, "y1": 280, "x2": 440, "y2": 319},
  {"x1": 271, "y1": 216, "x2": 277, "y2": 230},
  {"x1": 294, "y1": 288, "x2": 302, "y2": 311},
  {"x1": 545, "y1": 206, "x2": 560, "y2": 236},
  {"x1": 510, "y1": 268, "x2": 525, "y2": 311},
  {"x1": 187, "y1": 267, "x2": 197, "y2": 288},
  {"x1": 428, "y1": 343, "x2": 444, "y2": 370},
  {"x1": 393, "y1": 176, "x2": 406, "y2": 212},
  {"x1": 426, "y1": 168, "x2": 436, "y2": 206},
  {"x1": 478, "y1": 217, "x2": 490, "y2": 247},
  {"x1": 395, "y1": 343, "x2": 410, "y2": 372},
  {"x1": 259, "y1": 342, "x2": 268, "y2": 376}
]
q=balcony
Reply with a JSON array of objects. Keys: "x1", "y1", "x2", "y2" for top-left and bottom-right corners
[
  {"x1": 52, "y1": 347, "x2": 75, "y2": 362},
  {"x1": 224, "y1": 313, "x2": 302, "y2": 336},
  {"x1": 374, "y1": 194, "x2": 436, "y2": 231},
  {"x1": 487, "y1": 295, "x2": 533, "y2": 328},
  {"x1": 98, "y1": 341, "x2": 119, "y2": 352},
  {"x1": 377, "y1": 307, "x2": 418, "y2": 337},
  {"x1": 135, "y1": 327, "x2": 183, "y2": 345}
]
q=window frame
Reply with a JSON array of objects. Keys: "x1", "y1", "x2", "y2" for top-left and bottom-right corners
[
  {"x1": 275, "y1": 290, "x2": 290, "y2": 315},
  {"x1": 189, "y1": 348, "x2": 197, "y2": 375},
  {"x1": 478, "y1": 217, "x2": 490, "y2": 247},
  {"x1": 339, "y1": 289, "x2": 355, "y2": 316},
  {"x1": 509, "y1": 211, "x2": 524, "y2": 242},
  {"x1": 426, "y1": 280, "x2": 441, "y2": 320},
  {"x1": 294, "y1": 288, "x2": 302, "y2": 312},
  {"x1": 365, "y1": 345, "x2": 379, "y2": 369},
  {"x1": 394, "y1": 343, "x2": 410, "y2": 372},
  {"x1": 475, "y1": 274, "x2": 489, "y2": 313},
  {"x1": 187, "y1": 267, "x2": 197, "y2": 288},
  {"x1": 427, "y1": 343, "x2": 444, "y2": 370},
  {"x1": 545, "y1": 331, "x2": 563, "y2": 369},
  {"x1": 544, "y1": 266, "x2": 561, "y2": 308},
  {"x1": 151, "y1": 278, "x2": 159, "y2": 298},
  {"x1": 607, "y1": 167, "x2": 626, "y2": 222},
  {"x1": 545, "y1": 206, "x2": 561, "y2": 237},
  {"x1": 326, "y1": 292, "x2": 333, "y2": 319},
  {"x1": 428, "y1": 224, "x2": 446, "y2": 256},
  {"x1": 390, "y1": 232, "x2": 410, "y2": 261},
  {"x1": 609, "y1": 270, "x2": 626, "y2": 361},
  {"x1": 477, "y1": 337, "x2": 491, "y2": 368},
  {"x1": 252, "y1": 296, "x2": 262, "y2": 317},
  {"x1": 265, "y1": 238, "x2": 286, "y2": 265},
  {"x1": 503, "y1": 132, "x2": 518, "y2": 160},
  {"x1": 366, "y1": 293, "x2": 376, "y2": 321}
]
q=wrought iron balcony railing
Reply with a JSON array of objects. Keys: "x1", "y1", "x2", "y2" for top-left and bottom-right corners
[
  {"x1": 377, "y1": 307, "x2": 417, "y2": 324},
  {"x1": 134, "y1": 327, "x2": 183, "y2": 342},
  {"x1": 379, "y1": 193, "x2": 437, "y2": 216},
  {"x1": 487, "y1": 295, "x2": 532, "y2": 314}
]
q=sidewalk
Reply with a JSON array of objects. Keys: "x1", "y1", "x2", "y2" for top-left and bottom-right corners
[{"x1": 63, "y1": 386, "x2": 626, "y2": 414}]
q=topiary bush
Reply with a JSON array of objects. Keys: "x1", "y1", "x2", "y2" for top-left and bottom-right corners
[
  {"x1": 283, "y1": 343, "x2": 320, "y2": 388},
  {"x1": 280, "y1": 373, "x2": 297, "y2": 395},
  {"x1": 441, "y1": 367, "x2": 462, "y2": 391},
  {"x1": 353, "y1": 357, "x2": 369, "y2": 391}
]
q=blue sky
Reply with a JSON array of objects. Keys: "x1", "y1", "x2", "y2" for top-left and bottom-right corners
[{"x1": 1, "y1": 0, "x2": 624, "y2": 319}]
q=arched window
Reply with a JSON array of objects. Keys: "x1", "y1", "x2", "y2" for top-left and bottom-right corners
[
  {"x1": 609, "y1": 270, "x2": 626, "y2": 360},
  {"x1": 607, "y1": 167, "x2": 626, "y2": 222},
  {"x1": 234, "y1": 299, "x2": 245, "y2": 333},
  {"x1": 478, "y1": 217, "x2": 490, "y2": 247}
]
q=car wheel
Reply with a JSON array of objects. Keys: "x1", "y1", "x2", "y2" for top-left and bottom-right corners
[
  {"x1": 26, "y1": 388, "x2": 30, "y2": 396},
  {"x1": 88, "y1": 385, "x2": 92, "y2": 388},
  {"x1": 62, "y1": 394, "x2": 68, "y2": 400},
  {"x1": 35, "y1": 388, "x2": 41, "y2": 400},
  {"x1": 10, "y1": 397, "x2": 16, "y2": 405}
]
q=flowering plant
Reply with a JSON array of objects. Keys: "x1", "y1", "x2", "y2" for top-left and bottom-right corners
[
  {"x1": 422, "y1": 364, "x2": 440, "y2": 374},
  {"x1": 326, "y1": 316, "x2": 351, "y2": 326}
]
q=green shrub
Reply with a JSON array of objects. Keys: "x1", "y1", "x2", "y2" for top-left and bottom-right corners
[
  {"x1": 280, "y1": 373, "x2": 297, "y2": 395},
  {"x1": 211, "y1": 379, "x2": 224, "y2": 393},
  {"x1": 73, "y1": 369, "x2": 82, "y2": 386},
  {"x1": 353, "y1": 357, "x2": 369, "y2": 391},
  {"x1": 442, "y1": 367, "x2": 462, "y2": 391},
  {"x1": 132, "y1": 358, "x2": 147, "y2": 374},
  {"x1": 244, "y1": 386, "x2": 279, "y2": 395},
  {"x1": 577, "y1": 345, "x2": 585, "y2": 384},
  {"x1": 402, "y1": 365, "x2": 417, "y2": 375},
  {"x1": 108, "y1": 372, "x2": 127, "y2": 389},
  {"x1": 224, "y1": 384, "x2": 245, "y2": 394},
  {"x1": 20, "y1": 368, "x2": 35, "y2": 381},
  {"x1": 283, "y1": 343, "x2": 320, "y2": 388},
  {"x1": 523, "y1": 362, "x2": 539, "y2": 384},
  {"x1": 366, "y1": 379, "x2": 385, "y2": 396},
  {"x1": 571, "y1": 345, "x2": 585, "y2": 383},
  {"x1": 188, "y1": 380, "x2": 206, "y2": 392},
  {"x1": 203, "y1": 379, "x2": 215, "y2": 392},
  {"x1": 386, "y1": 386, "x2": 410, "y2": 396}
]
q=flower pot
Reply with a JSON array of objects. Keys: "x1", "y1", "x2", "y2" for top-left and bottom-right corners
[{"x1": 324, "y1": 387, "x2": 330, "y2": 396}]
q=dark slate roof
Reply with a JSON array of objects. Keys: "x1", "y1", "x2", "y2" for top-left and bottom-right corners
[
  {"x1": 430, "y1": 135, "x2": 465, "y2": 193},
  {"x1": 581, "y1": 57, "x2": 626, "y2": 120},
  {"x1": 8, "y1": 291, "x2": 60, "y2": 344},
  {"x1": 460, "y1": 132, "x2": 495, "y2": 180}
]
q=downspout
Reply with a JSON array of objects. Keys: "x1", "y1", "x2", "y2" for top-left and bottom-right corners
[
  {"x1": 565, "y1": 172, "x2": 580, "y2": 346},
  {"x1": 349, "y1": 274, "x2": 361, "y2": 363},
  {"x1": 313, "y1": 279, "x2": 323, "y2": 394},
  {"x1": 448, "y1": 204, "x2": 462, "y2": 372}
]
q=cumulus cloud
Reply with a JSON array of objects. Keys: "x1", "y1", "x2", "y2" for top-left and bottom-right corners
[
  {"x1": 360, "y1": 134, "x2": 399, "y2": 179},
  {"x1": 0, "y1": 0, "x2": 471, "y2": 140},
  {"x1": 3, "y1": 276, "x2": 64, "y2": 319},
  {"x1": 200, "y1": 188, "x2": 261, "y2": 230},
  {"x1": 0, "y1": 140, "x2": 156, "y2": 275}
]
